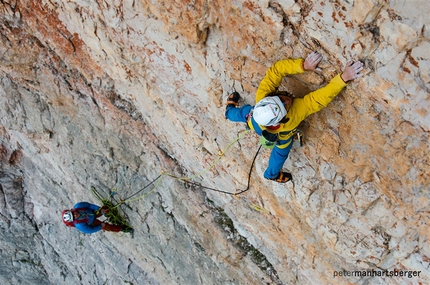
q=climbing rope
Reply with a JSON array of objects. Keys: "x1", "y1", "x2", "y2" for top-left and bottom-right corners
[
  {"x1": 178, "y1": 144, "x2": 262, "y2": 197},
  {"x1": 163, "y1": 129, "x2": 250, "y2": 181},
  {"x1": 160, "y1": 130, "x2": 262, "y2": 197},
  {"x1": 91, "y1": 129, "x2": 262, "y2": 217},
  {"x1": 91, "y1": 187, "x2": 133, "y2": 230},
  {"x1": 234, "y1": 144, "x2": 262, "y2": 196},
  {"x1": 119, "y1": 174, "x2": 163, "y2": 204}
]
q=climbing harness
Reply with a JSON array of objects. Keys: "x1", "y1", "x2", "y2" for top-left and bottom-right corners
[
  {"x1": 259, "y1": 135, "x2": 275, "y2": 149},
  {"x1": 258, "y1": 126, "x2": 304, "y2": 149}
]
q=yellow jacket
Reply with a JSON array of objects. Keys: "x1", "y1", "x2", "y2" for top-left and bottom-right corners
[{"x1": 249, "y1": 58, "x2": 347, "y2": 148}]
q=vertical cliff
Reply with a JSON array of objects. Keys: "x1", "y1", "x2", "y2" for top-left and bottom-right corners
[{"x1": 0, "y1": 0, "x2": 429, "y2": 284}]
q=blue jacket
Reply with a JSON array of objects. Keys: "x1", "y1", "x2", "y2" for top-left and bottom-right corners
[{"x1": 73, "y1": 202, "x2": 102, "y2": 234}]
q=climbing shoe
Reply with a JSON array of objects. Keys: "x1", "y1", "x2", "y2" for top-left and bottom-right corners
[
  {"x1": 268, "y1": 172, "x2": 292, "y2": 183},
  {"x1": 227, "y1": 91, "x2": 240, "y2": 106}
]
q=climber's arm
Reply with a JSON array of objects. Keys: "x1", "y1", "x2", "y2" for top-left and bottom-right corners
[
  {"x1": 255, "y1": 58, "x2": 305, "y2": 102},
  {"x1": 300, "y1": 61, "x2": 364, "y2": 116},
  {"x1": 301, "y1": 74, "x2": 347, "y2": 115},
  {"x1": 255, "y1": 52, "x2": 323, "y2": 102},
  {"x1": 75, "y1": 222, "x2": 103, "y2": 234}
]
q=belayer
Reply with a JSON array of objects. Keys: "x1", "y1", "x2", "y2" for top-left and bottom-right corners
[
  {"x1": 225, "y1": 51, "x2": 364, "y2": 183},
  {"x1": 62, "y1": 202, "x2": 133, "y2": 234}
]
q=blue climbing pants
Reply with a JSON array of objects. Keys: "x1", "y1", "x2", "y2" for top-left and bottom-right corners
[{"x1": 225, "y1": 105, "x2": 293, "y2": 180}]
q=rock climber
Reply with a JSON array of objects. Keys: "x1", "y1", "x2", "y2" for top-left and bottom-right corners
[
  {"x1": 225, "y1": 51, "x2": 364, "y2": 183},
  {"x1": 62, "y1": 202, "x2": 133, "y2": 234}
]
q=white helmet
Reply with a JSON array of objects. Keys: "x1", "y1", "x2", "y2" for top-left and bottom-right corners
[
  {"x1": 253, "y1": 97, "x2": 287, "y2": 126},
  {"x1": 62, "y1": 210, "x2": 74, "y2": 222}
]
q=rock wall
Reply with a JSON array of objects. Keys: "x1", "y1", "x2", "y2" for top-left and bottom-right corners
[{"x1": 0, "y1": 0, "x2": 429, "y2": 284}]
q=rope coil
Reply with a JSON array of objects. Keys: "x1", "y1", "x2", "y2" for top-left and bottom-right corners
[{"x1": 91, "y1": 187, "x2": 133, "y2": 230}]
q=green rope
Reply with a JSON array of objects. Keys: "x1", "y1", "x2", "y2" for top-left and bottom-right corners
[
  {"x1": 101, "y1": 199, "x2": 131, "y2": 229},
  {"x1": 164, "y1": 129, "x2": 250, "y2": 181},
  {"x1": 89, "y1": 128, "x2": 257, "y2": 226},
  {"x1": 118, "y1": 129, "x2": 254, "y2": 200},
  {"x1": 91, "y1": 187, "x2": 132, "y2": 229},
  {"x1": 118, "y1": 175, "x2": 163, "y2": 205}
]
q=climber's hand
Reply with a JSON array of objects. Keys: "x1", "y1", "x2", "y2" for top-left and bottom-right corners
[
  {"x1": 341, "y1": 61, "x2": 364, "y2": 82},
  {"x1": 100, "y1": 206, "x2": 109, "y2": 215},
  {"x1": 303, "y1": 51, "x2": 323, "y2": 71}
]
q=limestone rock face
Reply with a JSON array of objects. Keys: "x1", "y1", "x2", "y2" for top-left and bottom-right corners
[{"x1": 0, "y1": 0, "x2": 429, "y2": 284}]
